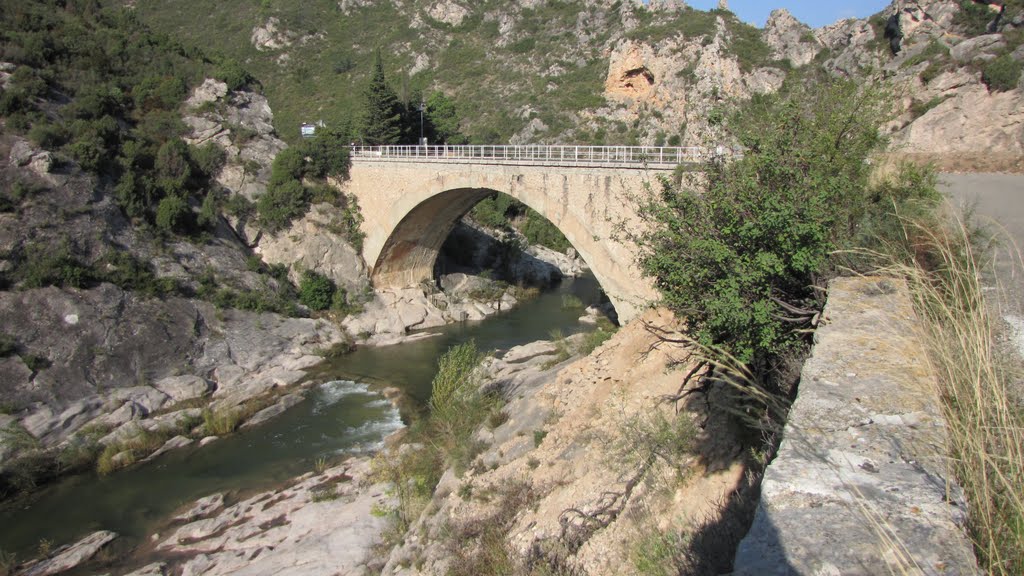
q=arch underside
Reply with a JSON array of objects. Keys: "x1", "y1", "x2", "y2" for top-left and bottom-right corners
[{"x1": 371, "y1": 187, "x2": 494, "y2": 289}]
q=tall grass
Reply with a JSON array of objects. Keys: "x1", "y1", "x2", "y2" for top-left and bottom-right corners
[{"x1": 886, "y1": 213, "x2": 1024, "y2": 574}]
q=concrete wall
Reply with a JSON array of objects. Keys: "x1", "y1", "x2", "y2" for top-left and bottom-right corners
[
  {"x1": 343, "y1": 161, "x2": 661, "y2": 323},
  {"x1": 733, "y1": 276, "x2": 978, "y2": 575}
]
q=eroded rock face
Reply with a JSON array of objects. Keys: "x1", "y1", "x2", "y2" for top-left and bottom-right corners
[
  {"x1": 382, "y1": 309, "x2": 749, "y2": 575},
  {"x1": 0, "y1": 283, "x2": 347, "y2": 450},
  {"x1": 893, "y1": 83, "x2": 1024, "y2": 159},
  {"x1": 764, "y1": 8, "x2": 821, "y2": 67},
  {"x1": 604, "y1": 42, "x2": 661, "y2": 105},
  {"x1": 426, "y1": 0, "x2": 470, "y2": 26},
  {"x1": 254, "y1": 203, "x2": 370, "y2": 297},
  {"x1": 251, "y1": 17, "x2": 294, "y2": 51},
  {"x1": 182, "y1": 79, "x2": 287, "y2": 201}
]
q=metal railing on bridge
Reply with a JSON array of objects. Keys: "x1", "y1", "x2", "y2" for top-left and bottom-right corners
[{"x1": 348, "y1": 144, "x2": 730, "y2": 169}]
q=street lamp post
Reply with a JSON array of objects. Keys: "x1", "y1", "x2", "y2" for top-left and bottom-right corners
[{"x1": 418, "y1": 101, "x2": 426, "y2": 146}]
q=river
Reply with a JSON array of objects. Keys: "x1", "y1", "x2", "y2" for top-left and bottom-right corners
[{"x1": 0, "y1": 273, "x2": 606, "y2": 561}]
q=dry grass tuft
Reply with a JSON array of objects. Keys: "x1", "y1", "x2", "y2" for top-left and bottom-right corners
[{"x1": 884, "y1": 212, "x2": 1024, "y2": 575}]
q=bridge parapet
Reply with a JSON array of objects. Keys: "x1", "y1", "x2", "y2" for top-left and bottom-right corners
[{"x1": 349, "y1": 144, "x2": 728, "y2": 170}]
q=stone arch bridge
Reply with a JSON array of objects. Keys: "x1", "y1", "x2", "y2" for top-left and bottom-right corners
[{"x1": 343, "y1": 145, "x2": 708, "y2": 323}]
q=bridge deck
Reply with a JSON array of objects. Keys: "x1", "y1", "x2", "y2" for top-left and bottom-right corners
[{"x1": 348, "y1": 144, "x2": 728, "y2": 170}]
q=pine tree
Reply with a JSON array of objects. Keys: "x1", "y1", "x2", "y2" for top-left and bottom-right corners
[{"x1": 359, "y1": 53, "x2": 403, "y2": 145}]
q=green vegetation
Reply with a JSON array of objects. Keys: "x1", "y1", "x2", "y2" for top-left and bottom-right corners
[
  {"x1": 256, "y1": 127, "x2": 357, "y2": 234},
  {"x1": 0, "y1": 0, "x2": 233, "y2": 235},
  {"x1": 631, "y1": 528, "x2": 687, "y2": 576},
  {"x1": 469, "y1": 194, "x2": 571, "y2": 253},
  {"x1": 359, "y1": 53, "x2": 403, "y2": 145},
  {"x1": 901, "y1": 39, "x2": 950, "y2": 69},
  {"x1": 371, "y1": 341, "x2": 503, "y2": 545},
  {"x1": 298, "y1": 270, "x2": 337, "y2": 311},
  {"x1": 954, "y1": 0, "x2": 999, "y2": 36},
  {"x1": 909, "y1": 95, "x2": 948, "y2": 119},
  {"x1": 636, "y1": 78, "x2": 939, "y2": 365},
  {"x1": 982, "y1": 54, "x2": 1023, "y2": 92}
]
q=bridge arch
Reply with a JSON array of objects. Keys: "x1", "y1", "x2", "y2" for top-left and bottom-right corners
[{"x1": 343, "y1": 153, "x2": 668, "y2": 323}]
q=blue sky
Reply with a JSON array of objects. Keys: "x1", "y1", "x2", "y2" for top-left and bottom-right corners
[{"x1": 685, "y1": 0, "x2": 891, "y2": 28}]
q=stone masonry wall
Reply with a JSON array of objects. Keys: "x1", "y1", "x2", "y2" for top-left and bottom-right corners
[{"x1": 733, "y1": 276, "x2": 979, "y2": 575}]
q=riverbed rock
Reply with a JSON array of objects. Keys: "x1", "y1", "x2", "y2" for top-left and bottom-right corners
[
  {"x1": 155, "y1": 457, "x2": 393, "y2": 575},
  {"x1": 146, "y1": 435, "x2": 194, "y2": 461},
  {"x1": 122, "y1": 562, "x2": 168, "y2": 576},
  {"x1": 174, "y1": 493, "x2": 226, "y2": 523},
  {"x1": 20, "y1": 530, "x2": 118, "y2": 576},
  {"x1": 501, "y1": 341, "x2": 558, "y2": 364},
  {"x1": 240, "y1": 393, "x2": 304, "y2": 429}
]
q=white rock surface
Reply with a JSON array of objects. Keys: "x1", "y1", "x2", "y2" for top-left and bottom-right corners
[{"x1": 20, "y1": 530, "x2": 117, "y2": 576}]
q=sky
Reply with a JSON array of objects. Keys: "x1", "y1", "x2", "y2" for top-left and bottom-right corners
[{"x1": 684, "y1": 0, "x2": 891, "y2": 29}]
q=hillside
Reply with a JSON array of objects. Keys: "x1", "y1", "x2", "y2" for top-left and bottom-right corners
[{"x1": 130, "y1": 0, "x2": 1024, "y2": 169}]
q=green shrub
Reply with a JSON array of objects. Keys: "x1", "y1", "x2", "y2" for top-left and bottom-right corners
[
  {"x1": 901, "y1": 39, "x2": 950, "y2": 69},
  {"x1": 580, "y1": 327, "x2": 614, "y2": 355},
  {"x1": 27, "y1": 121, "x2": 65, "y2": 149},
  {"x1": 920, "y1": 61, "x2": 945, "y2": 84},
  {"x1": 428, "y1": 341, "x2": 495, "y2": 470},
  {"x1": 155, "y1": 139, "x2": 193, "y2": 196},
  {"x1": 155, "y1": 194, "x2": 192, "y2": 234},
  {"x1": 954, "y1": 0, "x2": 998, "y2": 36},
  {"x1": 95, "y1": 250, "x2": 177, "y2": 297},
  {"x1": 202, "y1": 406, "x2": 242, "y2": 436},
  {"x1": 189, "y1": 143, "x2": 226, "y2": 178},
  {"x1": 522, "y1": 208, "x2": 570, "y2": 252},
  {"x1": 982, "y1": 55, "x2": 1023, "y2": 92},
  {"x1": 300, "y1": 128, "x2": 351, "y2": 179},
  {"x1": 299, "y1": 270, "x2": 337, "y2": 311},
  {"x1": 215, "y1": 58, "x2": 254, "y2": 91},
  {"x1": 257, "y1": 180, "x2": 310, "y2": 231},
  {"x1": 637, "y1": 79, "x2": 905, "y2": 364},
  {"x1": 270, "y1": 147, "x2": 306, "y2": 185},
  {"x1": 16, "y1": 244, "x2": 90, "y2": 289},
  {"x1": 20, "y1": 354, "x2": 51, "y2": 372},
  {"x1": 469, "y1": 194, "x2": 516, "y2": 230}
]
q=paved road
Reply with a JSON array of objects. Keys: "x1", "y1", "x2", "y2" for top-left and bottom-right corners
[{"x1": 939, "y1": 172, "x2": 1024, "y2": 351}]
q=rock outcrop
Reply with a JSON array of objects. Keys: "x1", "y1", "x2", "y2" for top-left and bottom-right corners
[
  {"x1": 182, "y1": 79, "x2": 286, "y2": 201},
  {"x1": 251, "y1": 17, "x2": 294, "y2": 51},
  {"x1": 764, "y1": 9, "x2": 821, "y2": 67},
  {"x1": 801, "y1": 0, "x2": 1024, "y2": 170},
  {"x1": 18, "y1": 530, "x2": 118, "y2": 576},
  {"x1": 255, "y1": 203, "x2": 371, "y2": 296},
  {"x1": 382, "y1": 309, "x2": 750, "y2": 575}
]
